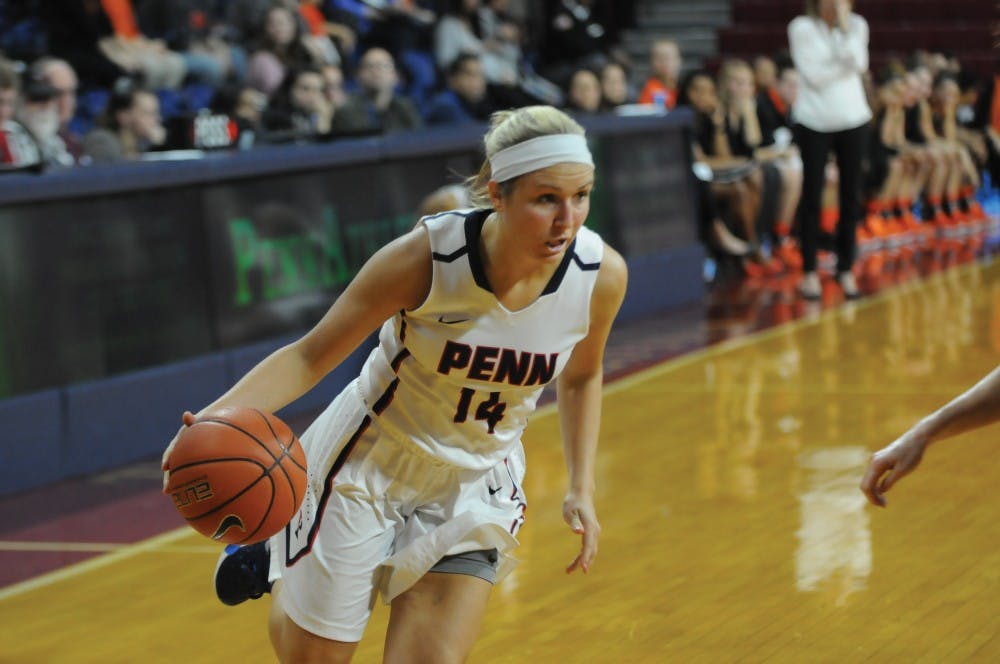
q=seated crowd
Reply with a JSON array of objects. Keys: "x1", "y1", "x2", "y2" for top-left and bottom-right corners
[
  {"x1": 1, "y1": 1, "x2": 998, "y2": 283},
  {"x1": 0, "y1": 0, "x2": 634, "y2": 167},
  {"x1": 640, "y1": 36, "x2": 1000, "y2": 281}
]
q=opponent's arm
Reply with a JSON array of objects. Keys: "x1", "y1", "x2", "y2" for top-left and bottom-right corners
[{"x1": 860, "y1": 363, "x2": 1000, "y2": 506}]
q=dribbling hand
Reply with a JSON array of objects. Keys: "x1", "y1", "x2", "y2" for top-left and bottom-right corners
[
  {"x1": 562, "y1": 492, "x2": 600, "y2": 574},
  {"x1": 161, "y1": 411, "x2": 196, "y2": 490}
]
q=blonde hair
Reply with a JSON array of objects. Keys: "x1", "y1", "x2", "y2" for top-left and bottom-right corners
[
  {"x1": 466, "y1": 105, "x2": 586, "y2": 207},
  {"x1": 716, "y1": 58, "x2": 753, "y2": 109}
]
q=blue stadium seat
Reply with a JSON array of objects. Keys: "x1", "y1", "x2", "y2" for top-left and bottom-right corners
[
  {"x1": 156, "y1": 88, "x2": 184, "y2": 119},
  {"x1": 182, "y1": 82, "x2": 216, "y2": 114}
]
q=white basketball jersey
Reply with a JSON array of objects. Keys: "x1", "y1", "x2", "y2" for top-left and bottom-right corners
[{"x1": 357, "y1": 209, "x2": 604, "y2": 469}]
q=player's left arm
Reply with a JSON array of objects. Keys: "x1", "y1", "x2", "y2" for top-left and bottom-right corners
[{"x1": 557, "y1": 243, "x2": 627, "y2": 574}]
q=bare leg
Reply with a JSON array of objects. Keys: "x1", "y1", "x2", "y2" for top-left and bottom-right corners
[
  {"x1": 384, "y1": 572, "x2": 493, "y2": 664},
  {"x1": 944, "y1": 146, "x2": 963, "y2": 205},
  {"x1": 957, "y1": 147, "x2": 980, "y2": 188},
  {"x1": 775, "y1": 156, "x2": 803, "y2": 228},
  {"x1": 268, "y1": 581, "x2": 359, "y2": 664},
  {"x1": 924, "y1": 146, "x2": 948, "y2": 201},
  {"x1": 880, "y1": 157, "x2": 903, "y2": 204},
  {"x1": 898, "y1": 154, "x2": 919, "y2": 202}
]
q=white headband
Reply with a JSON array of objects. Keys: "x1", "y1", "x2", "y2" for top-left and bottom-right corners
[{"x1": 489, "y1": 134, "x2": 594, "y2": 183}]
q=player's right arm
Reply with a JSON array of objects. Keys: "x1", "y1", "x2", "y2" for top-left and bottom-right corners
[
  {"x1": 162, "y1": 224, "x2": 432, "y2": 476},
  {"x1": 860, "y1": 363, "x2": 1000, "y2": 506}
]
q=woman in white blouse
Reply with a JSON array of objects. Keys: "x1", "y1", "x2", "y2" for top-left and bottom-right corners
[{"x1": 788, "y1": 0, "x2": 872, "y2": 299}]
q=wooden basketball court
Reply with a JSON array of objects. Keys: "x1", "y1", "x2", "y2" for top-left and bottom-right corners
[{"x1": 2, "y1": 260, "x2": 998, "y2": 662}]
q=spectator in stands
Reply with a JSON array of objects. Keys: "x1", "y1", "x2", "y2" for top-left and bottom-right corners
[
  {"x1": 298, "y1": 0, "x2": 357, "y2": 65},
  {"x1": 678, "y1": 69, "x2": 769, "y2": 271},
  {"x1": 39, "y1": 1, "x2": 130, "y2": 89},
  {"x1": 753, "y1": 54, "x2": 777, "y2": 96},
  {"x1": 878, "y1": 61, "x2": 937, "y2": 234},
  {"x1": 354, "y1": 0, "x2": 436, "y2": 58},
  {"x1": 224, "y1": 0, "x2": 276, "y2": 48},
  {"x1": 18, "y1": 66, "x2": 76, "y2": 168},
  {"x1": 971, "y1": 57, "x2": 1000, "y2": 189},
  {"x1": 435, "y1": 0, "x2": 517, "y2": 89},
  {"x1": 233, "y1": 86, "x2": 267, "y2": 133},
  {"x1": 788, "y1": 0, "x2": 872, "y2": 300},
  {"x1": 319, "y1": 62, "x2": 348, "y2": 117},
  {"x1": 290, "y1": 1, "x2": 346, "y2": 68},
  {"x1": 477, "y1": 0, "x2": 563, "y2": 106},
  {"x1": 325, "y1": 0, "x2": 438, "y2": 105},
  {"x1": 719, "y1": 58, "x2": 803, "y2": 270},
  {"x1": 94, "y1": 0, "x2": 190, "y2": 90},
  {"x1": 756, "y1": 58, "x2": 796, "y2": 141},
  {"x1": 930, "y1": 71, "x2": 987, "y2": 223},
  {"x1": 565, "y1": 68, "x2": 602, "y2": 116},
  {"x1": 477, "y1": 0, "x2": 523, "y2": 42},
  {"x1": 756, "y1": 58, "x2": 807, "y2": 265},
  {"x1": 434, "y1": 0, "x2": 556, "y2": 108},
  {"x1": 902, "y1": 62, "x2": 970, "y2": 228},
  {"x1": 247, "y1": 4, "x2": 327, "y2": 96},
  {"x1": 862, "y1": 68, "x2": 927, "y2": 253},
  {"x1": 424, "y1": 53, "x2": 496, "y2": 126},
  {"x1": 637, "y1": 38, "x2": 681, "y2": 110},
  {"x1": 599, "y1": 61, "x2": 633, "y2": 112},
  {"x1": 136, "y1": 0, "x2": 249, "y2": 89},
  {"x1": 262, "y1": 65, "x2": 332, "y2": 142},
  {"x1": 540, "y1": 0, "x2": 631, "y2": 90},
  {"x1": 0, "y1": 59, "x2": 42, "y2": 171},
  {"x1": 209, "y1": 82, "x2": 267, "y2": 150},
  {"x1": 82, "y1": 77, "x2": 166, "y2": 162},
  {"x1": 330, "y1": 47, "x2": 421, "y2": 136},
  {"x1": 29, "y1": 57, "x2": 84, "y2": 162}
]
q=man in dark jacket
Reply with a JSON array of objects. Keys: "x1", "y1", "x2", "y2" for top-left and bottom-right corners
[{"x1": 330, "y1": 47, "x2": 421, "y2": 136}]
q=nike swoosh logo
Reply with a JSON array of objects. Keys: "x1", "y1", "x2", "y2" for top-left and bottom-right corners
[
  {"x1": 438, "y1": 315, "x2": 471, "y2": 324},
  {"x1": 211, "y1": 514, "x2": 246, "y2": 540},
  {"x1": 488, "y1": 486, "x2": 502, "y2": 495}
]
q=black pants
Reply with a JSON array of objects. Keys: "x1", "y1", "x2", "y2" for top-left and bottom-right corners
[{"x1": 794, "y1": 122, "x2": 870, "y2": 273}]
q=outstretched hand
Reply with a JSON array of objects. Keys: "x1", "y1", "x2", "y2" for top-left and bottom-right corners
[
  {"x1": 562, "y1": 492, "x2": 601, "y2": 574},
  {"x1": 859, "y1": 431, "x2": 928, "y2": 507},
  {"x1": 161, "y1": 411, "x2": 196, "y2": 490}
]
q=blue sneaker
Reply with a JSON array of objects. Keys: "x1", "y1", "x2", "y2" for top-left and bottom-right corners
[{"x1": 214, "y1": 542, "x2": 271, "y2": 606}]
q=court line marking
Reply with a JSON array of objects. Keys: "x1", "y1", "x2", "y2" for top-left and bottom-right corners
[
  {"x1": 0, "y1": 540, "x2": 220, "y2": 554},
  {"x1": 0, "y1": 528, "x2": 202, "y2": 602},
  {"x1": 0, "y1": 259, "x2": 987, "y2": 602}
]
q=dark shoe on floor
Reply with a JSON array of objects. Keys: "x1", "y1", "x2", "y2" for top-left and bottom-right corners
[{"x1": 214, "y1": 542, "x2": 271, "y2": 606}]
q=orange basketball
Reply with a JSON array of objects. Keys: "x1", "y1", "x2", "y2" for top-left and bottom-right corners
[{"x1": 164, "y1": 407, "x2": 307, "y2": 545}]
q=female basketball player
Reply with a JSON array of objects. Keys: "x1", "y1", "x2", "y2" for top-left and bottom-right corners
[{"x1": 162, "y1": 105, "x2": 627, "y2": 663}]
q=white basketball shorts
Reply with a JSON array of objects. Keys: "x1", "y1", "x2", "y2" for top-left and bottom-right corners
[{"x1": 269, "y1": 379, "x2": 527, "y2": 642}]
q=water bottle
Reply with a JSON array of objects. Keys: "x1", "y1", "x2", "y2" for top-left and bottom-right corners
[{"x1": 653, "y1": 90, "x2": 667, "y2": 112}]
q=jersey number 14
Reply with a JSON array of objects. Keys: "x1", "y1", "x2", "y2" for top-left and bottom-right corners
[{"x1": 453, "y1": 388, "x2": 506, "y2": 433}]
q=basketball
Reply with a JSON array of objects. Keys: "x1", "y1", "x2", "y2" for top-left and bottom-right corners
[{"x1": 164, "y1": 407, "x2": 307, "y2": 545}]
